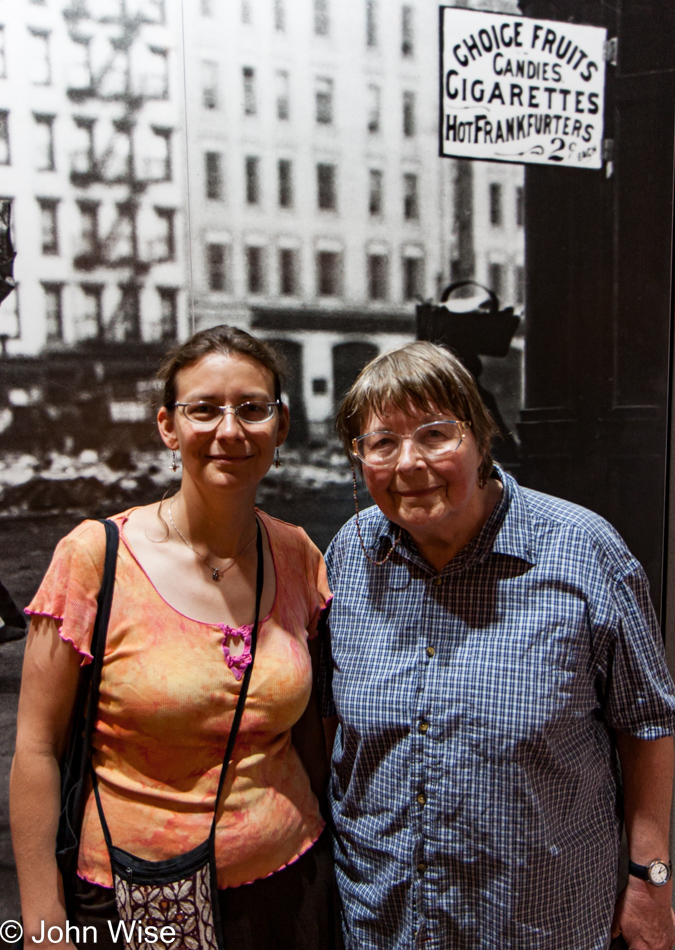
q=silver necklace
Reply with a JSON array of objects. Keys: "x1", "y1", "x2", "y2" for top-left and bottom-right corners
[{"x1": 168, "y1": 497, "x2": 257, "y2": 582}]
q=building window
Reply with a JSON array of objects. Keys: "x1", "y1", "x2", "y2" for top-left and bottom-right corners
[
  {"x1": 314, "y1": 0, "x2": 329, "y2": 35},
  {"x1": 403, "y1": 173, "x2": 419, "y2": 221},
  {"x1": 72, "y1": 117, "x2": 95, "y2": 176},
  {"x1": 0, "y1": 26, "x2": 7, "y2": 79},
  {"x1": 108, "y1": 123, "x2": 132, "y2": 180},
  {"x1": 317, "y1": 163, "x2": 336, "y2": 210},
  {"x1": 78, "y1": 284, "x2": 103, "y2": 340},
  {"x1": 488, "y1": 262, "x2": 504, "y2": 298},
  {"x1": 274, "y1": 0, "x2": 285, "y2": 31},
  {"x1": 245, "y1": 156, "x2": 261, "y2": 205},
  {"x1": 205, "y1": 151, "x2": 223, "y2": 200},
  {"x1": 402, "y1": 5, "x2": 414, "y2": 56},
  {"x1": 207, "y1": 243, "x2": 229, "y2": 291},
  {"x1": 34, "y1": 114, "x2": 55, "y2": 171},
  {"x1": 153, "y1": 208, "x2": 175, "y2": 261},
  {"x1": 246, "y1": 246, "x2": 265, "y2": 294},
  {"x1": 489, "y1": 183, "x2": 503, "y2": 226},
  {"x1": 315, "y1": 77, "x2": 333, "y2": 125},
  {"x1": 243, "y1": 66, "x2": 257, "y2": 116},
  {"x1": 367, "y1": 84, "x2": 381, "y2": 134},
  {"x1": 0, "y1": 111, "x2": 9, "y2": 165},
  {"x1": 403, "y1": 91, "x2": 416, "y2": 137},
  {"x1": 158, "y1": 287, "x2": 178, "y2": 340},
  {"x1": 69, "y1": 37, "x2": 93, "y2": 91},
  {"x1": 143, "y1": 46, "x2": 169, "y2": 100},
  {"x1": 368, "y1": 253, "x2": 388, "y2": 300},
  {"x1": 39, "y1": 199, "x2": 59, "y2": 255},
  {"x1": 77, "y1": 201, "x2": 100, "y2": 260},
  {"x1": 515, "y1": 265, "x2": 525, "y2": 305},
  {"x1": 29, "y1": 29, "x2": 51, "y2": 85},
  {"x1": 276, "y1": 70, "x2": 290, "y2": 120},
  {"x1": 279, "y1": 247, "x2": 298, "y2": 296},
  {"x1": 149, "y1": 126, "x2": 172, "y2": 181},
  {"x1": 366, "y1": 0, "x2": 378, "y2": 47},
  {"x1": 202, "y1": 61, "x2": 219, "y2": 110},
  {"x1": 369, "y1": 170, "x2": 382, "y2": 216},
  {"x1": 117, "y1": 283, "x2": 141, "y2": 341},
  {"x1": 241, "y1": 0, "x2": 252, "y2": 24},
  {"x1": 402, "y1": 255, "x2": 423, "y2": 301},
  {"x1": 278, "y1": 159, "x2": 293, "y2": 208},
  {"x1": 316, "y1": 251, "x2": 341, "y2": 297},
  {"x1": 111, "y1": 202, "x2": 137, "y2": 261},
  {"x1": 42, "y1": 283, "x2": 63, "y2": 342},
  {"x1": 516, "y1": 186, "x2": 524, "y2": 227}
]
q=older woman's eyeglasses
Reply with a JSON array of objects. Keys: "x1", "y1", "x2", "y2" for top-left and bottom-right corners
[
  {"x1": 172, "y1": 401, "x2": 280, "y2": 427},
  {"x1": 352, "y1": 420, "x2": 470, "y2": 467}
]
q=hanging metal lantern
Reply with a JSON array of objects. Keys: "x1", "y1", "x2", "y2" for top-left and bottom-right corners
[{"x1": 416, "y1": 279, "x2": 520, "y2": 361}]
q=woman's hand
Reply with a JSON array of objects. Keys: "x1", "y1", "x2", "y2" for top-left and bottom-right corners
[
  {"x1": 611, "y1": 877, "x2": 674, "y2": 949},
  {"x1": 613, "y1": 732, "x2": 675, "y2": 950},
  {"x1": 10, "y1": 616, "x2": 83, "y2": 941}
]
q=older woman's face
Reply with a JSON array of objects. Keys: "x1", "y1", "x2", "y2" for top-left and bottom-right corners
[{"x1": 358, "y1": 402, "x2": 486, "y2": 543}]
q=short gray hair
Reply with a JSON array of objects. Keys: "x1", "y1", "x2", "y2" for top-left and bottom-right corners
[{"x1": 335, "y1": 341, "x2": 498, "y2": 483}]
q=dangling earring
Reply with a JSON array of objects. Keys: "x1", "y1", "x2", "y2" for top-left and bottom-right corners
[
  {"x1": 170, "y1": 449, "x2": 180, "y2": 473},
  {"x1": 274, "y1": 447, "x2": 283, "y2": 468}
]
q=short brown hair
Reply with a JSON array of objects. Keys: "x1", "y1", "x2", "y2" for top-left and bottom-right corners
[
  {"x1": 157, "y1": 325, "x2": 286, "y2": 409},
  {"x1": 335, "y1": 341, "x2": 498, "y2": 482}
]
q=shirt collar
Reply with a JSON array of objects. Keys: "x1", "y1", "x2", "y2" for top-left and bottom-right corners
[
  {"x1": 489, "y1": 466, "x2": 535, "y2": 565},
  {"x1": 368, "y1": 464, "x2": 535, "y2": 572}
]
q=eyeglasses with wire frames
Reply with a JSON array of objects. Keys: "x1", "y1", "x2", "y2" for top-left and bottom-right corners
[
  {"x1": 171, "y1": 400, "x2": 281, "y2": 427},
  {"x1": 352, "y1": 420, "x2": 471, "y2": 467}
]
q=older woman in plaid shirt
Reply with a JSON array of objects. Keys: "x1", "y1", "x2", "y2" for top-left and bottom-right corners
[{"x1": 319, "y1": 341, "x2": 675, "y2": 950}]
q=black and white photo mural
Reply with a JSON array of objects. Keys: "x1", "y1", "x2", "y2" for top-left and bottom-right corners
[{"x1": 0, "y1": 0, "x2": 673, "y2": 921}]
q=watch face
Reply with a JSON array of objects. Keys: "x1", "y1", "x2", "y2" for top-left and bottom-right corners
[{"x1": 649, "y1": 861, "x2": 670, "y2": 885}]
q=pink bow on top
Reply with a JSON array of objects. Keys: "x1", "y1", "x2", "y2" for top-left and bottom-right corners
[{"x1": 220, "y1": 623, "x2": 253, "y2": 681}]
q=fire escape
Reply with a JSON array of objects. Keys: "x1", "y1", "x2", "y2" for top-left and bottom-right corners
[{"x1": 64, "y1": 0, "x2": 172, "y2": 343}]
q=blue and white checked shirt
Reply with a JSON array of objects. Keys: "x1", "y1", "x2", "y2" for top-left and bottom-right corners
[{"x1": 319, "y1": 468, "x2": 675, "y2": 950}]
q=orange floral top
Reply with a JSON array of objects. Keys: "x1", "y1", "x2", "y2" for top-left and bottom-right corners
[{"x1": 27, "y1": 508, "x2": 330, "y2": 889}]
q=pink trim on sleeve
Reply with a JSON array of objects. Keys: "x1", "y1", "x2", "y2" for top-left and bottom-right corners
[{"x1": 24, "y1": 607, "x2": 94, "y2": 665}]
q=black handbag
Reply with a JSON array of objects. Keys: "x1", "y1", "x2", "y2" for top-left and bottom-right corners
[
  {"x1": 89, "y1": 521, "x2": 264, "y2": 950},
  {"x1": 56, "y1": 518, "x2": 119, "y2": 919}
]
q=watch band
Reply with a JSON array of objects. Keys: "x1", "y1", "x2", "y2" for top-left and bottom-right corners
[{"x1": 628, "y1": 859, "x2": 672, "y2": 886}]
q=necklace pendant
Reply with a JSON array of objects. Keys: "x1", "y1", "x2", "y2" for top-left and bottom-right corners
[{"x1": 212, "y1": 567, "x2": 221, "y2": 582}]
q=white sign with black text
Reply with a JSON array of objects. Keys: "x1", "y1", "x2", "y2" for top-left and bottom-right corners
[{"x1": 440, "y1": 9, "x2": 607, "y2": 169}]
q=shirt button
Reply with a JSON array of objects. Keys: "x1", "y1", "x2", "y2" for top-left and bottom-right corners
[
  {"x1": 426, "y1": 646, "x2": 435, "y2": 657},
  {"x1": 419, "y1": 720, "x2": 429, "y2": 734},
  {"x1": 432, "y1": 576, "x2": 442, "y2": 586},
  {"x1": 417, "y1": 861, "x2": 427, "y2": 874},
  {"x1": 417, "y1": 792, "x2": 426, "y2": 805}
]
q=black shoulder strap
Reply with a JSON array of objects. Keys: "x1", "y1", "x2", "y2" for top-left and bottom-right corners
[
  {"x1": 57, "y1": 518, "x2": 119, "y2": 867},
  {"x1": 210, "y1": 519, "x2": 264, "y2": 833},
  {"x1": 79, "y1": 519, "x2": 119, "y2": 763}
]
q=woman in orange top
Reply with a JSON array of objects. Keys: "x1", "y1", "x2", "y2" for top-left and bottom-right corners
[{"x1": 10, "y1": 326, "x2": 342, "y2": 950}]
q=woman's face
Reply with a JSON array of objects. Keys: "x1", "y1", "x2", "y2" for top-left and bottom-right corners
[
  {"x1": 358, "y1": 402, "x2": 486, "y2": 543},
  {"x1": 158, "y1": 351, "x2": 289, "y2": 498}
]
